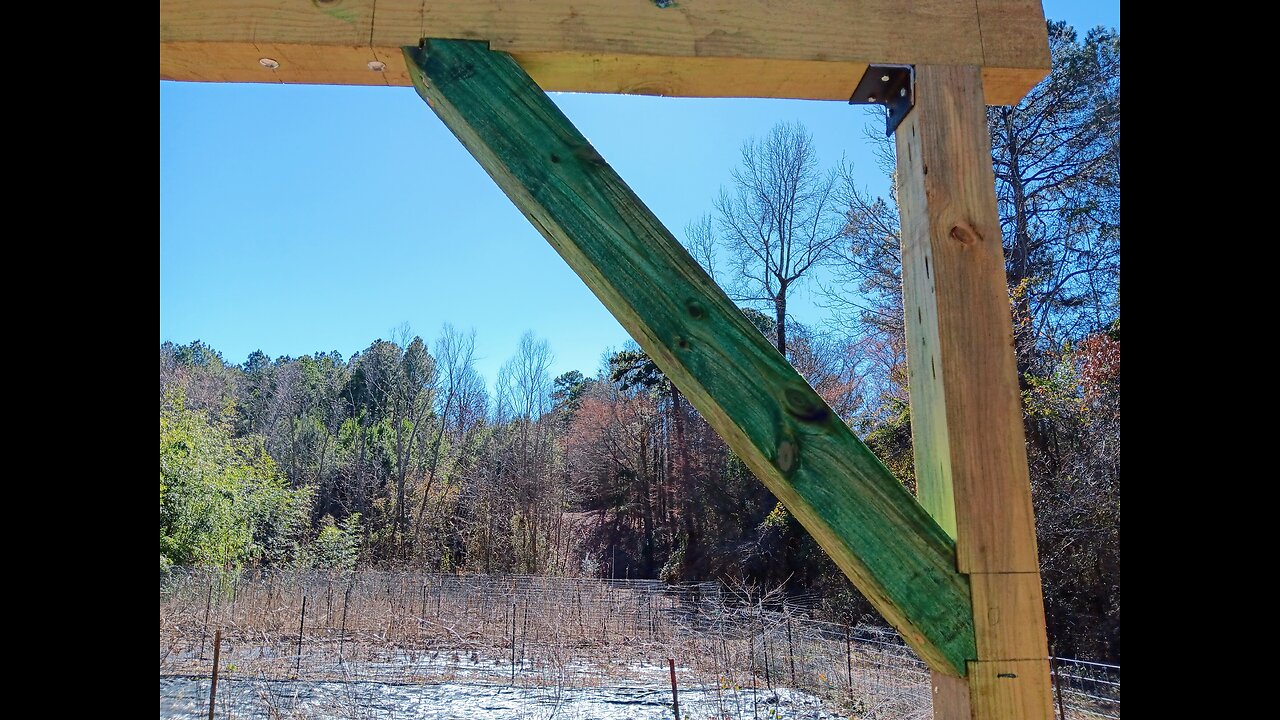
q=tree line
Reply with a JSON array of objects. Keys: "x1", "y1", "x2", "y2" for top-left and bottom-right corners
[{"x1": 160, "y1": 21, "x2": 1118, "y2": 661}]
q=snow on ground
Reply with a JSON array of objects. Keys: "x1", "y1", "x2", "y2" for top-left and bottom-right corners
[{"x1": 159, "y1": 676, "x2": 846, "y2": 720}]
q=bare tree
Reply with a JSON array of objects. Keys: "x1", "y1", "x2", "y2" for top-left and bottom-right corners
[
  {"x1": 495, "y1": 331, "x2": 557, "y2": 573},
  {"x1": 818, "y1": 162, "x2": 910, "y2": 418},
  {"x1": 711, "y1": 121, "x2": 846, "y2": 355},
  {"x1": 506, "y1": 331, "x2": 554, "y2": 422},
  {"x1": 991, "y1": 23, "x2": 1120, "y2": 371},
  {"x1": 682, "y1": 213, "x2": 718, "y2": 282},
  {"x1": 413, "y1": 323, "x2": 481, "y2": 563},
  {"x1": 824, "y1": 172, "x2": 903, "y2": 336},
  {"x1": 387, "y1": 333, "x2": 437, "y2": 559}
]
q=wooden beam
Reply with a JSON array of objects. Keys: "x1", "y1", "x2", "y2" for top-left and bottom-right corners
[
  {"x1": 159, "y1": 0, "x2": 1050, "y2": 105},
  {"x1": 405, "y1": 38, "x2": 976, "y2": 675},
  {"x1": 895, "y1": 65, "x2": 1052, "y2": 718},
  {"x1": 974, "y1": 0, "x2": 1053, "y2": 104}
]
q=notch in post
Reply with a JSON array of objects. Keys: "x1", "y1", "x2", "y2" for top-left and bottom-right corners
[{"x1": 849, "y1": 64, "x2": 915, "y2": 136}]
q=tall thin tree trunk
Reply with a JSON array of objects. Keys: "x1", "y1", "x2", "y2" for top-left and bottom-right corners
[
  {"x1": 414, "y1": 390, "x2": 454, "y2": 557},
  {"x1": 1002, "y1": 108, "x2": 1037, "y2": 378},
  {"x1": 640, "y1": 432, "x2": 654, "y2": 576},
  {"x1": 775, "y1": 289, "x2": 788, "y2": 355},
  {"x1": 673, "y1": 386, "x2": 697, "y2": 574}
]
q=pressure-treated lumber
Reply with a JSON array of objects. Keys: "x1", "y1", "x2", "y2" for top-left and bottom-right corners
[
  {"x1": 405, "y1": 38, "x2": 975, "y2": 676},
  {"x1": 969, "y1": 660, "x2": 1054, "y2": 718},
  {"x1": 159, "y1": 0, "x2": 1049, "y2": 105},
  {"x1": 895, "y1": 65, "x2": 1052, "y2": 718},
  {"x1": 969, "y1": 573, "x2": 1049, "y2": 660},
  {"x1": 932, "y1": 673, "x2": 973, "y2": 720},
  {"x1": 897, "y1": 64, "x2": 1040, "y2": 578}
]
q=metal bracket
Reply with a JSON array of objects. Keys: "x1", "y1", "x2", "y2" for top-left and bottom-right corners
[{"x1": 848, "y1": 64, "x2": 915, "y2": 136}]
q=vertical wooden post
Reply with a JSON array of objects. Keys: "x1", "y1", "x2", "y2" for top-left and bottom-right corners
[
  {"x1": 521, "y1": 601, "x2": 529, "y2": 668},
  {"x1": 199, "y1": 579, "x2": 213, "y2": 660},
  {"x1": 761, "y1": 611, "x2": 771, "y2": 689},
  {"x1": 295, "y1": 595, "x2": 306, "y2": 678},
  {"x1": 749, "y1": 614, "x2": 758, "y2": 715},
  {"x1": 338, "y1": 583, "x2": 350, "y2": 663},
  {"x1": 668, "y1": 658, "x2": 680, "y2": 719},
  {"x1": 207, "y1": 628, "x2": 221, "y2": 720},
  {"x1": 895, "y1": 64, "x2": 1053, "y2": 720},
  {"x1": 786, "y1": 613, "x2": 796, "y2": 687},
  {"x1": 1052, "y1": 655, "x2": 1068, "y2": 719}
]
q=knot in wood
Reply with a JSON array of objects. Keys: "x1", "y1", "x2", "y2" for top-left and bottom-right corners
[
  {"x1": 949, "y1": 223, "x2": 981, "y2": 246},
  {"x1": 776, "y1": 440, "x2": 796, "y2": 473},
  {"x1": 785, "y1": 387, "x2": 830, "y2": 423}
]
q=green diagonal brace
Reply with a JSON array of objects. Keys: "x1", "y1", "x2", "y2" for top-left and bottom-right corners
[{"x1": 405, "y1": 39, "x2": 976, "y2": 676}]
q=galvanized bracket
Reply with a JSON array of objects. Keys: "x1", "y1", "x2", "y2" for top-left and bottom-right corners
[{"x1": 849, "y1": 65, "x2": 915, "y2": 136}]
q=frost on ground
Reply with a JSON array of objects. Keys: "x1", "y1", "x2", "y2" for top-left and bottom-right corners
[
  {"x1": 162, "y1": 571, "x2": 936, "y2": 719},
  {"x1": 160, "y1": 676, "x2": 846, "y2": 720}
]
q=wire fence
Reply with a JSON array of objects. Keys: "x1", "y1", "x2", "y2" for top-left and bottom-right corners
[
  {"x1": 1051, "y1": 657, "x2": 1120, "y2": 719},
  {"x1": 160, "y1": 567, "x2": 1118, "y2": 719}
]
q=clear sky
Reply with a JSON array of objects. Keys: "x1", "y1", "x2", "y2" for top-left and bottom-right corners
[{"x1": 160, "y1": 1, "x2": 1119, "y2": 387}]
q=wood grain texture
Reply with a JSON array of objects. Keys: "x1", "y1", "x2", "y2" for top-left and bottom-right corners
[
  {"x1": 968, "y1": 659, "x2": 1054, "y2": 719},
  {"x1": 976, "y1": 1, "x2": 1052, "y2": 69},
  {"x1": 977, "y1": 1, "x2": 1052, "y2": 100},
  {"x1": 970, "y1": 573, "x2": 1049, "y2": 660},
  {"x1": 405, "y1": 39, "x2": 976, "y2": 676},
  {"x1": 159, "y1": 0, "x2": 1049, "y2": 104},
  {"x1": 895, "y1": 65, "x2": 1052, "y2": 718},
  {"x1": 896, "y1": 65, "x2": 1040, "y2": 576},
  {"x1": 510, "y1": 53, "x2": 869, "y2": 100},
  {"x1": 932, "y1": 671, "x2": 973, "y2": 720},
  {"x1": 897, "y1": 153, "x2": 956, "y2": 539}
]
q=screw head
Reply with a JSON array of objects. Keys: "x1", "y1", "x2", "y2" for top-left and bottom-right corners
[
  {"x1": 867, "y1": 95, "x2": 876, "y2": 103},
  {"x1": 900, "y1": 88, "x2": 907, "y2": 97},
  {"x1": 259, "y1": 58, "x2": 280, "y2": 69},
  {"x1": 368, "y1": 60, "x2": 386, "y2": 72},
  {"x1": 881, "y1": 75, "x2": 891, "y2": 82}
]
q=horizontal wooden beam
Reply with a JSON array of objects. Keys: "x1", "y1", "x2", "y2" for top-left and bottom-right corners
[
  {"x1": 160, "y1": 0, "x2": 1050, "y2": 105},
  {"x1": 406, "y1": 38, "x2": 977, "y2": 675}
]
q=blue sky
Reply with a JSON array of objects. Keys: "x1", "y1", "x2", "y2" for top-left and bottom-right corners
[{"x1": 160, "y1": 1, "x2": 1119, "y2": 387}]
